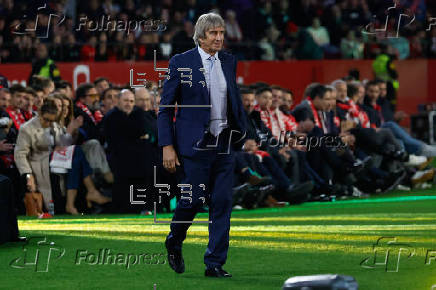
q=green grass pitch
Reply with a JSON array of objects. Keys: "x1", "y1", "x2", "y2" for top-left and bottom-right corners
[{"x1": 1, "y1": 188, "x2": 436, "y2": 290}]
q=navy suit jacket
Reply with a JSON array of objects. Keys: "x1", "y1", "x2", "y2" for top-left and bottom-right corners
[{"x1": 157, "y1": 47, "x2": 246, "y2": 157}]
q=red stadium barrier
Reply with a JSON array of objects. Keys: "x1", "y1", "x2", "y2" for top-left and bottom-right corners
[{"x1": 2, "y1": 60, "x2": 435, "y2": 119}]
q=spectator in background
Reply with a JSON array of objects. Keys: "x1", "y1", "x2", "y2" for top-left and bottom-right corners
[
  {"x1": 32, "y1": 86, "x2": 45, "y2": 111},
  {"x1": 104, "y1": 89, "x2": 154, "y2": 213},
  {"x1": 74, "y1": 83, "x2": 114, "y2": 186},
  {"x1": 255, "y1": 86, "x2": 298, "y2": 140},
  {"x1": 307, "y1": 17, "x2": 339, "y2": 57},
  {"x1": 307, "y1": 18, "x2": 330, "y2": 48},
  {"x1": 64, "y1": 33, "x2": 80, "y2": 62},
  {"x1": 341, "y1": 30, "x2": 364, "y2": 59},
  {"x1": 171, "y1": 21, "x2": 195, "y2": 55},
  {"x1": 100, "y1": 87, "x2": 119, "y2": 116},
  {"x1": 6, "y1": 85, "x2": 27, "y2": 136},
  {"x1": 279, "y1": 89, "x2": 294, "y2": 116},
  {"x1": 14, "y1": 97, "x2": 73, "y2": 209},
  {"x1": 28, "y1": 43, "x2": 61, "y2": 85},
  {"x1": 295, "y1": 29, "x2": 323, "y2": 60},
  {"x1": 159, "y1": 32, "x2": 173, "y2": 60},
  {"x1": 225, "y1": 10, "x2": 242, "y2": 43},
  {"x1": 80, "y1": 35, "x2": 97, "y2": 62},
  {"x1": 387, "y1": 36, "x2": 411, "y2": 60},
  {"x1": 0, "y1": 88, "x2": 10, "y2": 111},
  {"x1": 74, "y1": 83, "x2": 102, "y2": 142},
  {"x1": 342, "y1": 0, "x2": 370, "y2": 27},
  {"x1": 55, "y1": 80, "x2": 74, "y2": 100},
  {"x1": 94, "y1": 77, "x2": 110, "y2": 96},
  {"x1": 21, "y1": 88, "x2": 36, "y2": 121},
  {"x1": 95, "y1": 33, "x2": 110, "y2": 62},
  {"x1": 31, "y1": 76, "x2": 55, "y2": 97},
  {"x1": 134, "y1": 87, "x2": 153, "y2": 112}
]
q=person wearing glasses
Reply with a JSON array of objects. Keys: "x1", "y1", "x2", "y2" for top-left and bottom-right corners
[
  {"x1": 14, "y1": 97, "x2": 81, "y2": 210},
  {"x1": 73, "y1": 83, "x2": 114, "y2": 185}
]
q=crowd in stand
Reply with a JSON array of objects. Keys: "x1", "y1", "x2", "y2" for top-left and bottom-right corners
[
  {"x1": 1, "y1": 0, "x2": 436, "y2": 62},
  {"x1": 1, "y1": 67, "x2": 436, "y2": 215}
]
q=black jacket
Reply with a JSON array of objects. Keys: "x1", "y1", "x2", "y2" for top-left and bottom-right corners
[{"x1": 104, "y1": 107, "x2": 156, "y2": 179}]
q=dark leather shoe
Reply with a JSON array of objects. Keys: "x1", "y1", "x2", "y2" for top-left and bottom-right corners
[
  {"x1": 165, "y1": 238, "x2": 184, "y2": 273},
  {"x1": 205, "y1": 267, "x2": 232, "y2": 278},
  {"x1": 11, "y1": 236, "x2": 27, "y2": 242}
]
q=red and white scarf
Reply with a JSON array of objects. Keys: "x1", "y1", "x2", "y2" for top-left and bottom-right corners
[
  {"x1": 306, "y1": 98, "x2": 323, "y2": 131},
  {"x1": 255, "y1": 105, "x2": 298, "y2": 139},
  {"x1": 337, "y1": 99, "x2": 371, "y2": 129},
  {"x1": 6, "y1": 106, "x2": 26, "y2": 130},
  {"x1": 76, "y1": 101, "x2": 103, "y2": 124}
]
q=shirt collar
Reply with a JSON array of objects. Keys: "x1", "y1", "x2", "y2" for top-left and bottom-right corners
[{"x1": 198, "y1": 46, "x2": 218, "y2": 62}]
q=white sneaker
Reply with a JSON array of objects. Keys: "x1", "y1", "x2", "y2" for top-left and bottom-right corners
[
  {"x1": 396, "y1": 184, "x2": 411, "y2": 191},
  {"x1": 352, "y1": 187, "x2": 368, "y2": 197},
  {"x1": 405, "y1": 155, "x2": 427, "y2": 167}
]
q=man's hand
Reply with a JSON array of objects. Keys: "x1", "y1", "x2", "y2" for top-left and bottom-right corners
[
  {"x1": 54, "y1": 146, "x2": 67, "y2": 152},
  {"x1": 26, "y1": 174, "x2": 36, "y2": 193},
  {"x1": 278, "y1": 147, "x2": 291, "y2": 161},
  {"x1": 163, "y1": 145, "x2": 180, "y2": 173},
  {"x1": 0, "y1": 140, "x2": 13, "y2": 152},
  {"x1": 297, "y1": 119, "x2": 315, "y2": 133}
]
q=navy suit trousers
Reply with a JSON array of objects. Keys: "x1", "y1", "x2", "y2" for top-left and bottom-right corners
[{"x1": 168, "y1": 132, "x2": 235, "y2": 268}]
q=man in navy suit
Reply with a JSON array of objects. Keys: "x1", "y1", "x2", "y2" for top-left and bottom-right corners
[{"x1": 158, "y1": 13, "x2": 246, "y2": 278}]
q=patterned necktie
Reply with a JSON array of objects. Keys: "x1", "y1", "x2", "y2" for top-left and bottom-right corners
[{"x1": 208, "y1": 55, "x2": 223, "y2": 136}]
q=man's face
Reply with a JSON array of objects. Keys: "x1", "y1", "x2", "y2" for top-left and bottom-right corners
[
  {"x1": 242, "y1": 93, "x2": 255, "y2": 113},
  {"x1": 34, "y1": 91, "x2": 44, "y2": 109},
  {"x1": 357, "y1": 86, "x2": 365, "y2": 104},
  {"x1": 118, "y1": 90, "x2": 135, "y2": 115},
  {"x1": 335, "y1": 83, "x2": 347, "y2": 100},
  {"x1": 21, "y1": 93, "x2": 34, "y2": 111},
  {"x1": 0, "y1": 91, "x2": 10, "y2": 110},
  {"x1": 96, "y1": 80, "x2": 110, "y2": 95},
  {"x1": 257, "y1": 91, "x2": 272, "y2": 111},
  {"x1": 11, "y1": 91, "x2": 26, "y2": 109},
  {"x1": 313, "y1": 94, "x2": 327, "y2": 111},
  {"x1": 271, "y1": 89, "x2": 282, "y2": 110},
  {"x1": 199, "y1": 26, "x2": 225, "y2": 54},
  {"x1": 135, "y1": 89, "x2": 152, "y2": 111},
  {"x1": 102, "y1": 89, "x2": 118, "y2": 113},
  {"x1": 244, "y1": 139, "x2": 258, "y2": 153},
  {"x1": 281, "y1": 92, "x2": 293, "y2": 111},
  {"x1": 378, "y1": 82, "x2": 387, "y2": 98},
  {"x1": 323, "y1": 91, "x2": 336, "y2": 111},
  {"x1": 59, "y1": 86, "x2": 73, "y2": 99},
  {"x1": 367, "y1": 85, "x2": 380, "y2": 101},
  {"x1": 36, "y1": 44, "x2": 48, "y2": 59},
  {"x1": 43, "y1": 81, "x2": 55, "y2": 95},
  {"x1": 83, "y1": 88, "x2": 99, "y2": 108}
]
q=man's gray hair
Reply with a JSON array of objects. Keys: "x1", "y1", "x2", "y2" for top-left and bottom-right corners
[
  {"x1": 193, "y1": 13, "x2": 225, "y2": 46},
  {"x1": 331, "y1": 79, "x2": 347, "y2": 88}
]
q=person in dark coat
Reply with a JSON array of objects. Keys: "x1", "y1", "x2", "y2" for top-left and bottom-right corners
[{"x1": 104, "y1": 89, "x2": 155, "y2": 213}]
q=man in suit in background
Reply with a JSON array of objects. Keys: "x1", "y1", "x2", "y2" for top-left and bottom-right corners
[{"x1": 158, "y1": 13, "x2": 246, "y2": 278}]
